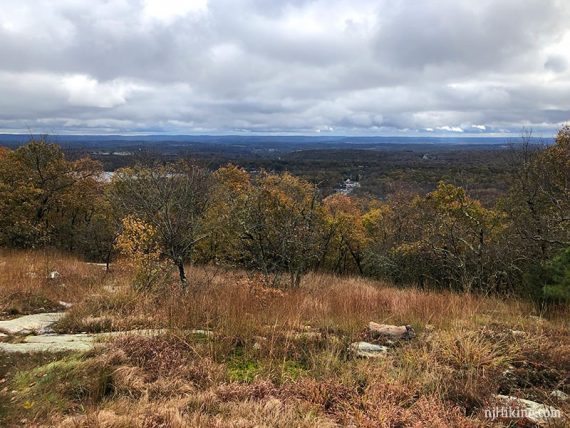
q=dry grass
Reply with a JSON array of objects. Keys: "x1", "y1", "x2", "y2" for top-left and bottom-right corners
[{"x1": 1, "y1": 250, "x2": 569, "y2": 427}]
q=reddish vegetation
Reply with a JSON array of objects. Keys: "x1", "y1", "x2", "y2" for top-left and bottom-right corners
[{"x1": 0, "y1": 250, "x2": 569, "y2": 427}]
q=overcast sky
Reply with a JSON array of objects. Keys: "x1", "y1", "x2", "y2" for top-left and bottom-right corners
[{"x1": 0, "y1": 0, "x2": 569, "y2": 136}]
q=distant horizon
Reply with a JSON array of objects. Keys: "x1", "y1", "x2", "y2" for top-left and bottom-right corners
[{"x1": 0, "y1": 131, "x2": 558, "y2": 140}]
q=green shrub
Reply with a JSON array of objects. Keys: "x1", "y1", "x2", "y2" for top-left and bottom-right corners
[
  {"x1": 543, "y1": 247, "x2": 570, "y2": 302},
  {"x1": 524, "y1": 247, "x2": 570, "y2": 303}
]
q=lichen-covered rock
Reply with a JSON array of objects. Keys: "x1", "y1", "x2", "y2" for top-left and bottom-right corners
[
  {"x1": 0, "y1": 333, "x2": 96, "y2": 353},
  {"x1": 0, "y1": 312, "x2": 65, "y2": 335},
  {"x1": 350, "y1": 341, "x2": 389, "y2": 358}
]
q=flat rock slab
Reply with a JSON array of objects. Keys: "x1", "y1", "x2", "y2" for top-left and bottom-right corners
[
  {"x1": 0, "y1": 312, "x2": 65, "y2": 335},
  {"x1": 0, "y1": 328, "x2": 213, "y2": 353},
  {"x1": 98, "y1": 329, "x2": 214, "y2": 338},
  {"x1": 350, "y1": 341, "x2": 389, "y2": 358},
  {"x1": 0, "y1": 334, "x2": 96, "y2": 353}
]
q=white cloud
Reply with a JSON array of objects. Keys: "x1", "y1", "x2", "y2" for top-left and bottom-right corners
[
  {"x1": 0, "y1": 0, "x2": 568, "y2": 135},
  {"x1": 143, "y1": 0, "x2": 208, "y2": 23},
  {"x1": 437, "y1": 126, "x2": 464, "y2": 133},
  {"x1": 61, "y1": 75, "x2": 143, "y2": 108}
]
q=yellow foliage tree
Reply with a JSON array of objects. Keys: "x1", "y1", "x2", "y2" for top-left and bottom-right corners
[
  {"x1": 322, "y1": 193, "x2": 367, "y2": 274},
  {"x1": 115, "y1": 215, "x2": 172, "y2": 290},
  {"x1": 195, "y1": 164, "x2": 252, "y2": 264},
  {"x1": 241, "y1": 171, "x2": 326, "y2": 287},
  {"x1": 413, "y1": 182, "x2": 505, "y2": 290}
]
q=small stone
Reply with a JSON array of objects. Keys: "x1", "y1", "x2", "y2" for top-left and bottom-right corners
[
  {"x1": 285, "y1": 330, "x2": 322, "y2": 340},
  {"x1": 253, "y1": 336, "x2": 267, "y2": 350},
  {"x1": 188, "y1": 329, "x2": 214, "y2": 337},
  {"x1": 47, "y1": 271, "x2": 60, "y2": 280},
  {"x1": 551, "y1": 390, "x2": 569, "y2": 401},
  {"x1": 510, "y1": 330, "x2": 525, "y2": 337},
  {"x1": 58, "y1": 301, "x2": 73, "y2": 309},
  {"x1": 350, "y1": 341, "x2": 389, "y2": 358},
  {"x1": 502, "y1": 364, "x2": 516, "y2": 376},
  {"x1": 296, "y1": 331, "x2": 322, "y2": 340}
]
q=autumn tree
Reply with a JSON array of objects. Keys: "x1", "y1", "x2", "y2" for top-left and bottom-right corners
[
  {"x1": 195, "y1": 164, "x2": 252, "y2": 265},
  {"x1": 110, "y1": 162, "x2": 211, "y2": 288},
  {"x1": 418, "y1": 182, "x2": 506, "y2": 291},
  {"x1": 361, "y1": 191, "x2": 428, "y2": 285},
  {"x1": 115, "y1": 215, "x2": 172, "y2": 290},
  {"x1": 321, "y1": 193, "x2": 367, "y2": 274},
  {"x1": 503, "y1": 127, "x2": 570, "y2": 299},
  {"x1": 0, "y1": 138, "x2": 102, "y2": 249},
  {"x1": 362, "y1": 184, "x2": 507, "y2": 292},
  {"x1": 240, "y1": 171, "x2": 326, "y2": 288},
  {"x1": 74, "y1": 193, "x2": 117, "y2": 268}
]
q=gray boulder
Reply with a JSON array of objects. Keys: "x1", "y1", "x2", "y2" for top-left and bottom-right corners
[{"x1": 350, "y1": 341, "x2": 389, "y2": 358}]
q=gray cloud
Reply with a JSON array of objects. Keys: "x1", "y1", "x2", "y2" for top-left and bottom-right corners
[{"x1": 0, "y1": 0, "x2": 569, "y2": 135}]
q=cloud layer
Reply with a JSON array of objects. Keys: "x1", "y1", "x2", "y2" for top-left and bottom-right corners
[{"x1": 0, "y1": 0, "x2": 569, "y2": 135}]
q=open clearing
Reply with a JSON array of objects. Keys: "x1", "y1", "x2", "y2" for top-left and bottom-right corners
[{"x1": 0, "y1": 251, "x2": 568, "y2": 427}]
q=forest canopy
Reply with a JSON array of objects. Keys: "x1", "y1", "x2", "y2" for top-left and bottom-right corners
[{"x1": 0, "y1": 127, "x2": 569, "y2": 301}]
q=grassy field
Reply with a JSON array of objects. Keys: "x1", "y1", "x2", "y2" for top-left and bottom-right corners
[{"x1": 0, "y1": 250, "x2": 569, "y2": 427}]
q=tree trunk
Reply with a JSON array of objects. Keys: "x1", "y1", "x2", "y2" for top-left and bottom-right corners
[
  {"x1": 105, "y1": 247, "x2": 112, "y2": 273},
  {"x1": 177, "y1": 260, "x2": 188, "y2": 290},
  {"x1": 290, "y1": 270, "x2": 302, "y2": 288}
]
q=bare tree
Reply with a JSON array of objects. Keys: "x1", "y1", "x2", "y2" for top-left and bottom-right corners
[
  {"x1": 505, "y1": 127, "x2": 570, "y2": 261},
  {"x1": 110, "y1": 161, "x2": 211, "y2": 288}
]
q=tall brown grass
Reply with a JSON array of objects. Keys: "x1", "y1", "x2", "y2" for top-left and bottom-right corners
[{"x1": 1, "y1": 250, "x2": 569, "y2": 427}]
